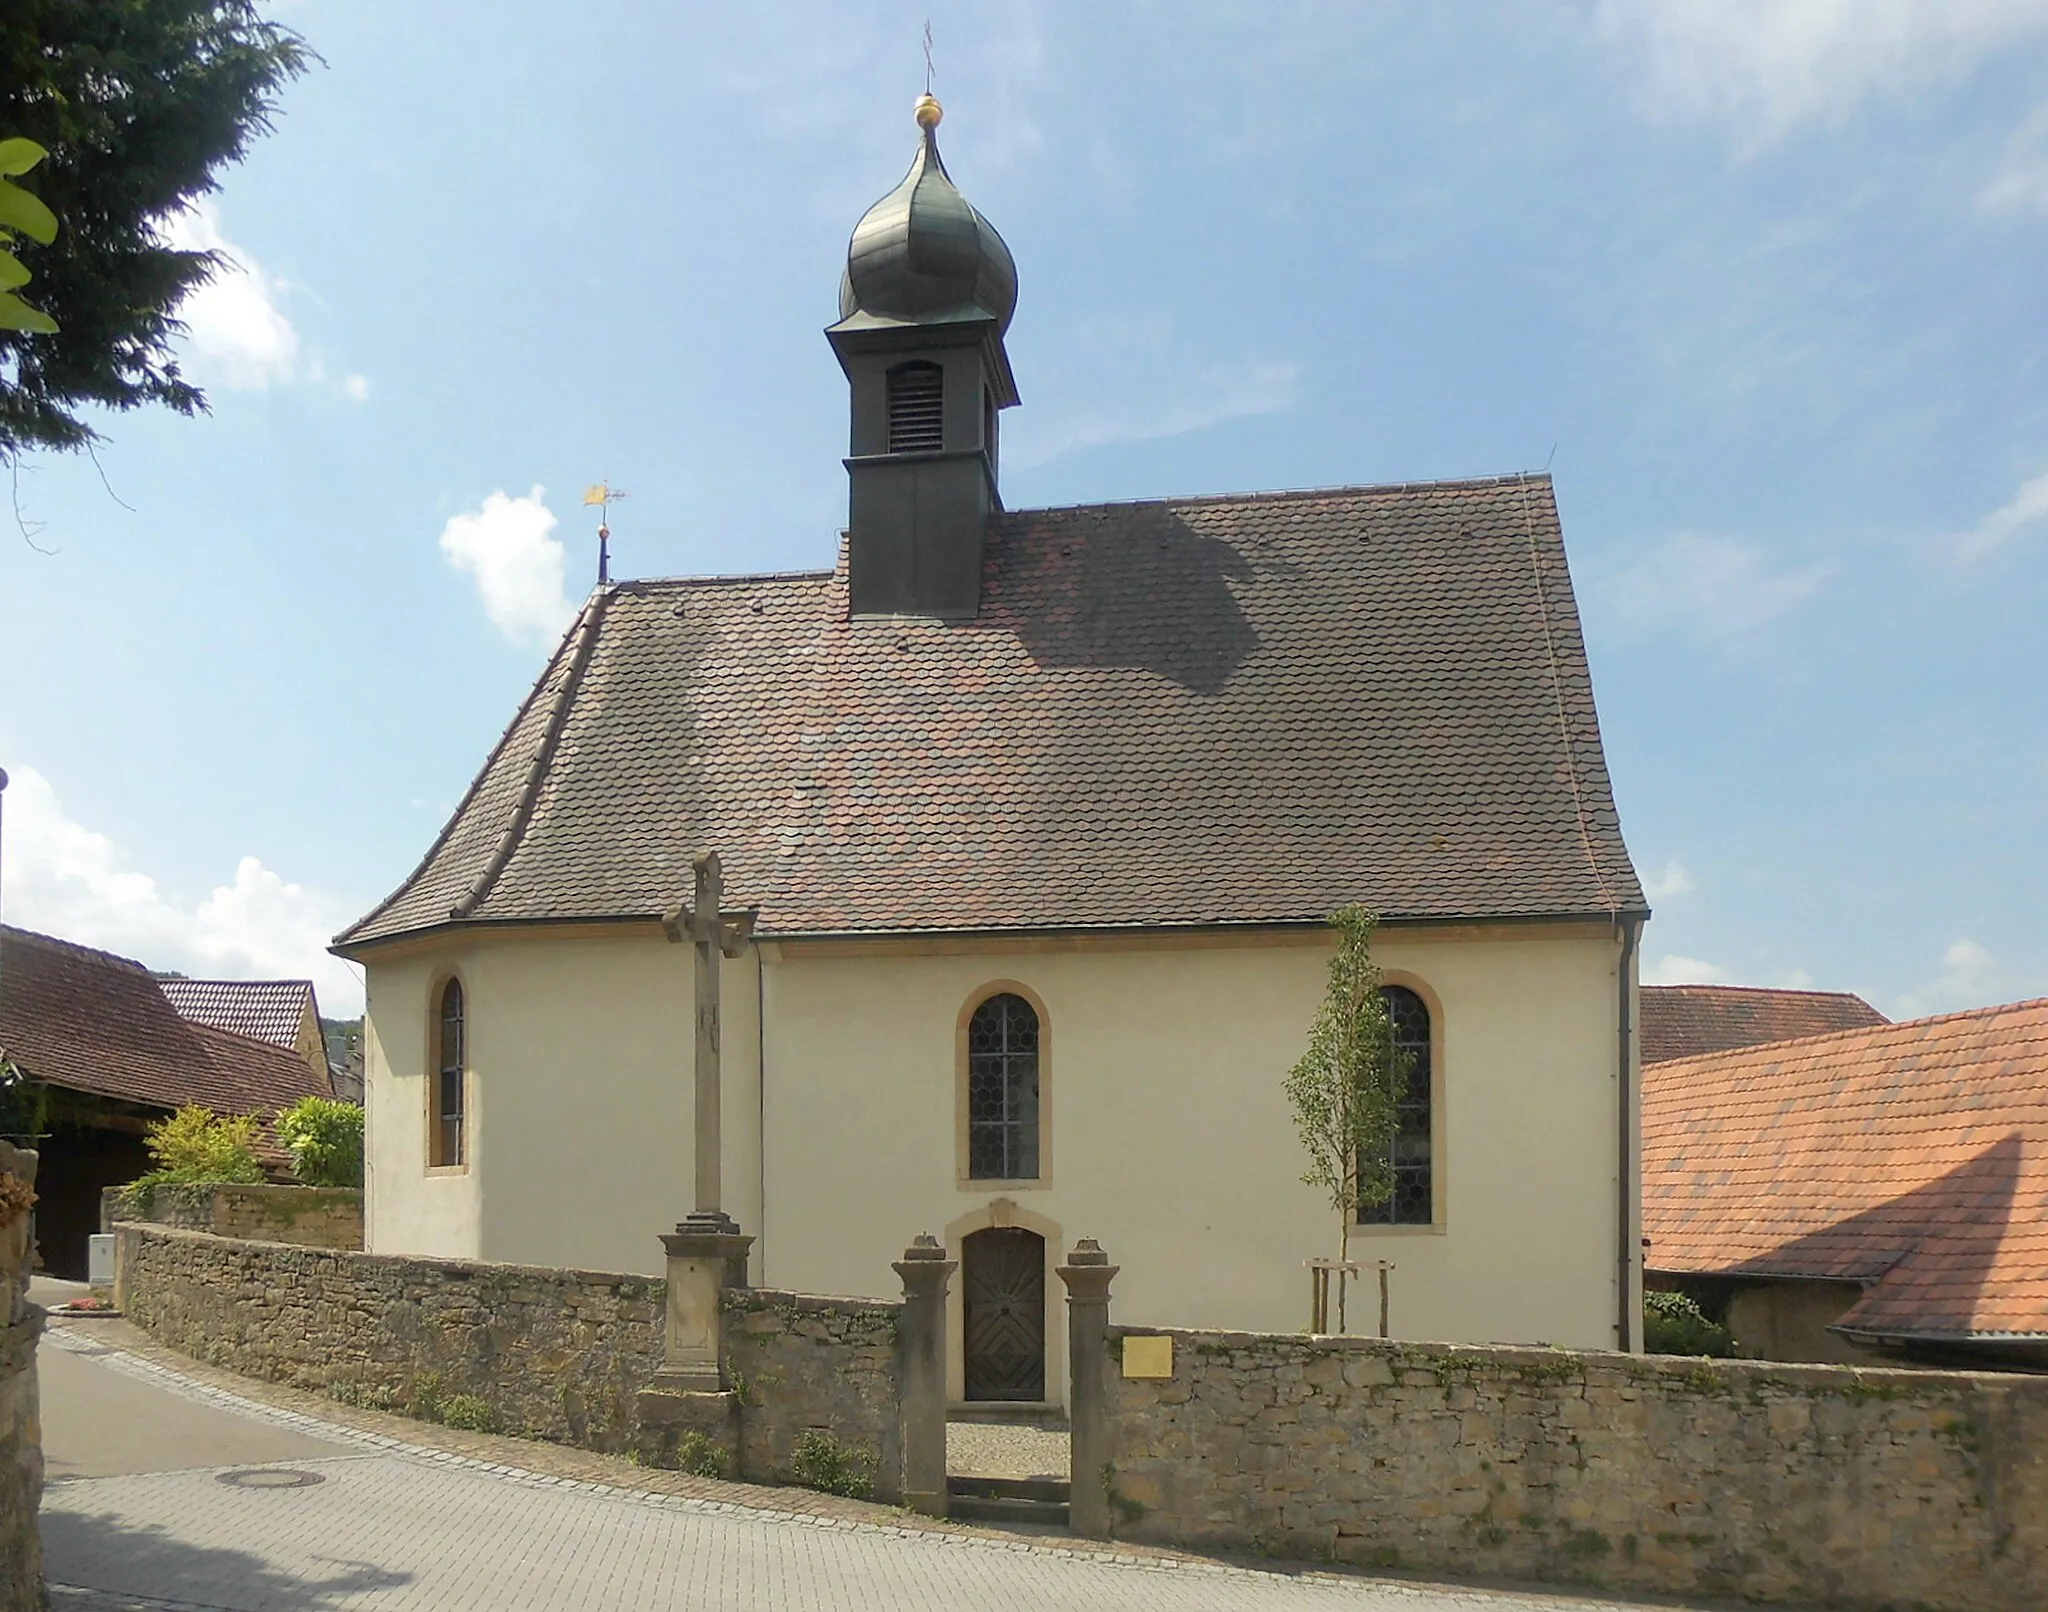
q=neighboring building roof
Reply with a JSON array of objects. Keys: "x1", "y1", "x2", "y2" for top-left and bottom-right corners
[
  {"x1": 159, "y1": 978, "x2": 317, "y2": 1051},
  {"x1": 0, "y1": 925, "x2": 330, "y2": 1118},
  {"x1": 1641, "y1": 984, "x2": 1888, "y2": 1064},
  {"x1": 339, "y1": 474, "x2": 1643, "y2": 950},
  {"x1": 1642, "y1": 999, "x2": 2048, "y2": 1341}
]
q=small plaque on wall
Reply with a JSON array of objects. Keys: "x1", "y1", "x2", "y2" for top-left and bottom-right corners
[{"x1": 1122, "y1": 1335, "x2": 1174, "y2": 1379}]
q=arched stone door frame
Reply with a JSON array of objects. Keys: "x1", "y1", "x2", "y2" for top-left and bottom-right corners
[{"x1": 943, "y1": 1198, "x2": 1065, "y2": 1408}]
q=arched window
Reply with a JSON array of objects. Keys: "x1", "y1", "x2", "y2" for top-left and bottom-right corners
[
  {"x1": 432, "y1": 978, "x2": 466, "y2": 1167},
  {"x1": 1359, "y1": 985, "x2": 1432, "y2": 1225},
  {"x1": 966, "y1": 992, "x2": 1039, "y2": 1181},
  {"x1": 887, "y1": 361, "x2": 944, "y2": 452}
]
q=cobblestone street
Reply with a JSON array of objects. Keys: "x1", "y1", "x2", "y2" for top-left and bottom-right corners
[{"x1": 37, "y1": 1318, "x2": 1776, "y2": 1612}]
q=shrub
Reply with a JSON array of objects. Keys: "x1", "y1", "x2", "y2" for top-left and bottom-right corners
[
  {"x1": 440, "y1": 1395, "x2": 495, "y2": 1433},
  {"x1": 787, "y1": 1430, "x2": 876, "y2": 1499},
  {"x1": 276, "y1": 1096, "x2": 365, "y2": 1188},
  {"x1": 126, "y1": 1106, "x2": 265, "y2": 1203},
  {"x1": 674, "y1": 1430, "x2": 730, "y2": 1479},
  {"x1": 1643, "y1": 1290, "x2": 1734, "y2": 1357}
]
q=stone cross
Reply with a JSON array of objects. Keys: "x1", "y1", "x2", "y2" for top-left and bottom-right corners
[{"x1": 663, "y1": 850, "x2": 756, "y2": 1233}]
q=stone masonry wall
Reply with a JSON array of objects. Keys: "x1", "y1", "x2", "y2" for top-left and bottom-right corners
[
  {"x1": 114, "y1": 1225, "x2": 901, "y2": 1490},
  {"x1": 725, "y1": 1288, "x2": 901, "y2": 1494},
  {"x1": 0, "y1": 1141, "x2": 45, "y2": 1612},
  {"x1": 103, "y1": 1183, "x2": 362, "y2": 1251},
  {"x1": 1104, "y1": 1325, "x2": 2048, "y2": 1612}
]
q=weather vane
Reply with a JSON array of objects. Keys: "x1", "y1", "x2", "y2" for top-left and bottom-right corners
[
  {"x1": 582, "y1": 480, "x2": 629, "y2": 586},
  {"x1": 923, "y1": 19, "x2": 935, "y2": 95}
]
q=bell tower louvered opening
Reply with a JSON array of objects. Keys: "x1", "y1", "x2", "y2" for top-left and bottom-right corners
[{"x1": 887, "y1": 361, "x2": 945, "y2": 452}]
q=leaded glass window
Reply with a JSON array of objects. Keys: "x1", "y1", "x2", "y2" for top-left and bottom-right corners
[
  {"x1": 967, "y1": 993, "x2": 1039, "y2": 1180},
  {"x1": 1358, "y1": 985, "x2": 1432, "y2": 1225},
  {"x1": 435, "y1": 978, "x2": 465, "y2": 1167}
]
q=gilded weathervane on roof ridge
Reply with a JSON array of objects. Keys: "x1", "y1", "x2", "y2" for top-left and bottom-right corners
[{"x1": 583, "y1": 480, "x2": 628, "y2": 586}]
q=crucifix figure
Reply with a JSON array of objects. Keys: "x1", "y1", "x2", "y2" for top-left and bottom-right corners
[{"x1": 663, "y1": 850, "x2": 756, "y2": 1235}]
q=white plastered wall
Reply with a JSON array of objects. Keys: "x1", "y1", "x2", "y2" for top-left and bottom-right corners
[
  {"x1": 362, "y1": 925, "x2": 762, "y2": 1278},
  {"x1": 759, "y1": 922, "x2": 1634, "y2": 1403},
  {"x1": 363, "y1": 920, "x2": 1634, "y2": 1392}
]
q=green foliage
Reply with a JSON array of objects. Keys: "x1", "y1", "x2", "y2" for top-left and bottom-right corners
[
  {"x1": 674, "y1": 1430, "x2": 730, "y2": 1479},
  {"x1": 127, "y1": 1105, "x2": 266, "y2": 1199},
  {"x1": 405, "y1": 1371, "x2": 446, "y2": 1422},
  {"x1": 327, "y1": 1379, "x2": 399, "y2": 1412},
  {"x1": 275, "y1": 1096, "x2": 364, "y2": 1187},
  {"x1": 787, "y1": 1430, "x2": 876, "y2": 1499},
  {"x1": 1283, "y1": 906, "x2": 1408, "y2": 1322},
  {"x1": 440, "y1": 1394, "x2": 495, "y2": 1433},
  {"x1": 1643, "y1": 1290, "x2": 1734, "y2": 1358},
  {"x1": 0, "y1": 2, "x2": 311, "y2": 456},
  {"x1": 0, "y1": 138, "x2": 58, "y2": 334}
]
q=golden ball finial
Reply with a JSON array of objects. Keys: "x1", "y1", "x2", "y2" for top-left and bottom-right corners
[{"x1": 914, "y1": 92, "x2": 943, "y2": 130}]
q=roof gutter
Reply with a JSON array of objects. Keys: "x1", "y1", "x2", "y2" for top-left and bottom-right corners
[{"x1": 1617, "y1": 914, "x2": 1641, "y2": 1351}]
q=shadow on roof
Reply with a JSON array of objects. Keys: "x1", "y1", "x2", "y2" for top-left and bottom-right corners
[
  {"x1": 1001, "y1": 507, "x2": 1260, "y2": 695},
  {"x1": 1726, "y1": 1133, "x2": 2025, "y2": 1337}
]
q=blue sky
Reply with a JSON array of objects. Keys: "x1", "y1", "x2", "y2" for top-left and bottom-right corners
[{"x1": 2, "y1": 1, "x2": 2045, "y2": 1020}]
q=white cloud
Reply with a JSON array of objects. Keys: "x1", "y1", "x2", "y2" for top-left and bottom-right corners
[
  {"x1": 0, "y1": 765, "x2": 361, "y2": 1015},
  {"x1": 438, "y1": 486, "x2": 580, "y2": 648},
  {"x1": 1982, "y1": 104, "x2": 2048, "y2": 213},
  {"x1": 1597, "y1": 533, "x2": 1829, "y2": 643},
  {"x1": 1643, "y1": 953, "x2": 1732, "y2": 986},
  {"x1": 1642, "y1": 860, "x2": 1695, "y2": 900},
  {"x1": 1596, "y1": 0, "x2": 2048, "y2": 144},
  {"x1": 1891, "y1": 937, "x2": 2005, "y2": 1019},
  {"x1": 159, "y1": 200, "x2": 301, "y2": 390},
  {"x1": 341, "y1": 373, "x2": 373, "y2": 404},
  {"x1": 1952, "y1": 467, "x2": 2048, "y2": 559}
]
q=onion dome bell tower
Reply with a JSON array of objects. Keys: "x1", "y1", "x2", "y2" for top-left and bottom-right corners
[{"x1": 828, "y1": 93, "x2": 1019, "y2": 618}]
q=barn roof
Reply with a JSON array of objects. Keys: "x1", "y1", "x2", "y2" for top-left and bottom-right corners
[
  {"x1": 1641, "y1": 984, "x2": 1888, "y2": 1065},
  {"x1": 1643, "y1": 998, "x2": 2048, "y2": 1341}
]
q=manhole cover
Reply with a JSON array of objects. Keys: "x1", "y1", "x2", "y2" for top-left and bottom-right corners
[{"x1": 216, "y1": 1469, "x2": 326, "y2": 1490}]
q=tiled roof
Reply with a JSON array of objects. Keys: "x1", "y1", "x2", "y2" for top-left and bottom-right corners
[
  {"x1": 339, "y1": 475, "x2": 1642, "y2": 948},
  {"x1": 159, "y1": 978, "x2": 316, "y2": 1050},
  {"x1": 1641, "y1": 985, "x2": 1888, "y2": 1064},
  {"x1": 0, "y1": 925, "x2": 330, "y2": 1118},
  {"x1": 1642, "y1": 999, "x2": 2048, "y2": 1340}
]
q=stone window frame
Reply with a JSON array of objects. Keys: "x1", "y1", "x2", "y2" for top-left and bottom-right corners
[
  {"x1": 1351, "y1": 971, "x2": 1445, "y2": 1235},
  {"x1": 955, "y1": 980, "x2": 1052, "y2": 1191},
  {"x1": 426, "y1": 971, "x2": 470, "y2": 1175}
]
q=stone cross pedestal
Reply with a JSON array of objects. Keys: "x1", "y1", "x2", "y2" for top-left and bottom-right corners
[
  {"x1": 893, "y1": 1234, "x2": 957, "y2": 1517},
  {"x1": 652, "y1": 1222, "x2": 755, "y2": 1393},
  {"x1": 1057, "y1": 1237, "x2": 1119, "y2": 1540}
]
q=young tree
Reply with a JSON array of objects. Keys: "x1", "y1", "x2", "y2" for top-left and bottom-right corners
[
  {"x1": 0, "y1": 2, "x2": 310, "y2": 458},
  {"x1": 1283, "y1": 905, "x2": 1409, "y2": 1331}
]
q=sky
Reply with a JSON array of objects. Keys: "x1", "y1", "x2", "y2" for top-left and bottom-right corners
[{"x1": 1, "y1": 0, "x2": 2045, "y2": 1021}]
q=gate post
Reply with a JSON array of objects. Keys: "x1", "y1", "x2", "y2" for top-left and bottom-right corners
[
  {"x1": 1057, "y1": 1237, "x2": 1119, "y2": 1539},
  {"x1": 893, "y1": 1233, "x2": 957, "y2": 1517}
]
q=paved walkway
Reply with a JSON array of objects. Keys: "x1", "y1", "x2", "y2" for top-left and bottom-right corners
[{"x1": 36, "y1": 1308, "x2": 1768, "y2": 1612}]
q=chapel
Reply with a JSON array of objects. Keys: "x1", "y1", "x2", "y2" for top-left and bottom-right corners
[{"x1": 336, "y1": 95, "x2": 1649, "y2": 1405}]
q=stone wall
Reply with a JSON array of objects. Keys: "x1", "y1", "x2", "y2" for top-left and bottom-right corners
[
  {"x1": 725, "y1": 1288, "x2": 900, "y2": 1494},
  {"x1": 103, "y1": 1182, "x2": 362, "y2": 1251},
  {"x1": 1103, "y1": 1325, "x2": 2048, "y2": 1612},
  {"x1": 0, "y1": 1141, "x2": 45, "y2": 1612},
  {"x1": 113, "y1": 1225, "x2": 901, "y2": 1491}
]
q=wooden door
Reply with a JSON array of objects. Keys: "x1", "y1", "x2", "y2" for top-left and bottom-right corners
[{"x1": 962, "y1": 1227, "x2": 1045, "y2": 1401}]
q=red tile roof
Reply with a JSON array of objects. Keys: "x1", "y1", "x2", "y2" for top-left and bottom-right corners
[
  {"x1": 1641, "y1": 985, "x2": 1888, "y2": 1064},
  {"x1": 339, "y1": 475, "x2": 1643, "y2": 948},
  {"x1": 158, "y1": 978, "x2": 317, "y2": 1051},
  {"x1": 1642, "y1": 999, "x2": 2048, "y2": 1340},
  {"x1": 0, "y1": 925, "x2": 331, "y2": 1119}
]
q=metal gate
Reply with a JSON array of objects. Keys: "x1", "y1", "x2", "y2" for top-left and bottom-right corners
[{"x1": 962, "y1": 1227, "x2": 1045, "y2": 1401}]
